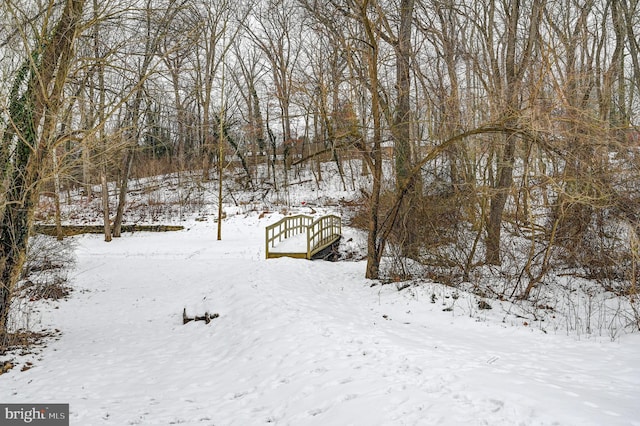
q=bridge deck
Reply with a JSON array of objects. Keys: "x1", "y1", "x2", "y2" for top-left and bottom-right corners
[{"x1": 265, "y1": 214, "x2": 341, "y2": 260}]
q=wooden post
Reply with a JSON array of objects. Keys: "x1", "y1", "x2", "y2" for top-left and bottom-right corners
[{"x1": 265, "y1": 226, "x2": 269, "y2": 259}]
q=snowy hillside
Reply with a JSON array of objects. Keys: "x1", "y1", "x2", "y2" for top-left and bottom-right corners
[{"x1": 1, "y1": 207, "x2": 639, "y2": 425}]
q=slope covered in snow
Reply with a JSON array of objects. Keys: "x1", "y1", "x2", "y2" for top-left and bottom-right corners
[{"x1": 2, "y1": 212, "x2": 639, "y2": 425}]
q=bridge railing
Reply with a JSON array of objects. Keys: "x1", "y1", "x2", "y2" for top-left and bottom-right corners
[
  {"x1": 265, "y1": 214, "x2": 341, "y2": 259},
  {"x1": 265, "y1": 214, "x2": 314, "y2": 258},
  {"x1": 307, "y1": 215, "x2": 342, "y2": 258}
]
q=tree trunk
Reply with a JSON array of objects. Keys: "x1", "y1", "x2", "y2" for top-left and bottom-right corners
[
  {"x1": 393, "y1": 0, "x2": 415, "y2": 190},
  {"x1": 0, "y1": 0, "x2": 85, "y2": 336},
  {"x1": 485, "y1": 0, "x2": 545, "y2": 265},
  {"x1": 361, "y1": 3, "x2": 385, "y2": 280},
  {"x1": 486, "y1": 132, "x2": 516, "y2": 265},
  {"x1": 392, "y1": 0, "x2": 418, "y2": 258},
  {"x1": 52, "y1": 148, "x2": 64, "y2": 241},
  {"x1": 113, "y1": 149, "x2": 134, "y2": 237},
  {"x1": 101, "y1": 171, "x2": 112, "y2": 242}
]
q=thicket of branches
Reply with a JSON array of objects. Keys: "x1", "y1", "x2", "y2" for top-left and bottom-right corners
[{"x1": 1, "y1": 0, "x2": 639, "y2": 339}]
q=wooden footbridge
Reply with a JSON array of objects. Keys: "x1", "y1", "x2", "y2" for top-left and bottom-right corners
[{"x1": 265, "y1": 214, "x2": 342, "y2": 259}]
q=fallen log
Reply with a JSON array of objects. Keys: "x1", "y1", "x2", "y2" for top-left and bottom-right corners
[{"x1": 182, "y1": 308, "x2": 219, "y2": 325}]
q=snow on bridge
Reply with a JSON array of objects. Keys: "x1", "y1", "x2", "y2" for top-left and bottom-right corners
[{"x1": 265, "y1": 214, "x2": 341, "y2": 259}]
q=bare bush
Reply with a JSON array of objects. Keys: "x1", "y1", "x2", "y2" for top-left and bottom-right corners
[{"x1": 1, "y1": 235, "x2": 75, "y2": 353}]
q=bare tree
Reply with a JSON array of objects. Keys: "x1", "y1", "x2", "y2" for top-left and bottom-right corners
[
  {"x1": 194, "y1": 0, "x2": 237, "y2": 181},
  {"x1": 483, "y1": 0, "x2": 546, "y2": 265},
  {"x1": 246, "y1": 0, "x2": 304, "y2": 180},
  {"x1": 0, "y1": 0, "x2": 86, "y2": 339},
  {"x1": 231, "y1": 43, "x2": 268, "y2": 181},
  {"x1": 112, "y1": 0, "x2": 188, "y2": 237}
]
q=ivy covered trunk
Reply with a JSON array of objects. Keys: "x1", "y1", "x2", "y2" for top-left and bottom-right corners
[
  {"x1": 0, "y1": 154, "x2": 43, "y2": 337},
  {"x1": 0, "y1": 54, "x2": 42, "y2": 338},
  {"x1": 0, "y1": 0, "x2": 85, "y2": 339}
]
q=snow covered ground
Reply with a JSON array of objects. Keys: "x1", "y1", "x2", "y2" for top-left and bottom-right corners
[{"x1": 2, "y1": 211, "x2": 639, "y2": 425}]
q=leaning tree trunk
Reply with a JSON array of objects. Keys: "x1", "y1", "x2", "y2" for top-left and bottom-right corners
[
  {"x1": 113, "y1": 149, "x2": 134, "y2": 237},
  {"x1": 0, "y1": 0, "x2": 85, "y2": 337},
  {"x1": 113, "y1": 0, "x2": 181, "y2": 236}
]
